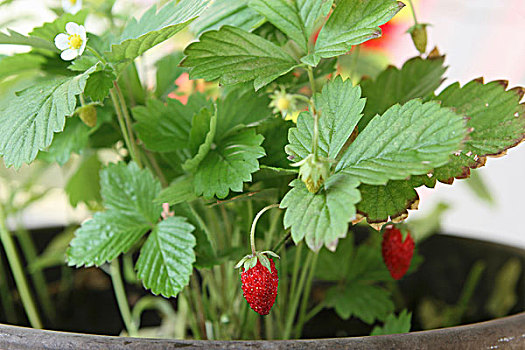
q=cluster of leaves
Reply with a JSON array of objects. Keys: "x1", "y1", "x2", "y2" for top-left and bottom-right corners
[{"x1": 0, "y1": 0, "x2": 524, "y2": 330}]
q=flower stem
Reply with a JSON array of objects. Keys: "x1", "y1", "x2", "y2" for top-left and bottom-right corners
[
  {"x1": 0, "y1": 204, "x2": 43, "y2": 329},
  {"x1": 109, "y1": 87, "x2": 142, "y2": 167},
  {"x1": 306, "y1": 66, "x2": 319, "y2": 161},
  {"x1": 407, "y1": 0, "x2": 418, "y2": 24},
  {"x1": 110, "y1": 259, "x2": 137, "y2": 336},
  {"x1": 250, "y1": 204, "x2": 280, "y2": 255},
  {"x1": 86, "y1": 46, "x2": 107, "y2": 64}
]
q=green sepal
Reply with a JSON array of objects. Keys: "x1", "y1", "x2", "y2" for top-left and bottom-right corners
[{"x1": 257, "y1": 253, "x2": 271, "y2": 273}]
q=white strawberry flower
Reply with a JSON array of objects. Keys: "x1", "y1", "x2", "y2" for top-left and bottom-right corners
[
  {"x1": 62, "y1": 0, "x2": 82, "y2": 14},
  {"x1": 54, "y1": 22, "x2": 87, "y2": 61}
]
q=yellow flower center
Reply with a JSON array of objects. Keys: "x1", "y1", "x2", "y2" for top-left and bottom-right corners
[
  {"x1": 276, "y1": 97, "x2": 290, "y2": 111},
  {"x1": 69, "y1": 0, "x2": 77, "y2": 4},
  {"x1": 68, "y1": 34, "x2": 83, "y2": 49}
]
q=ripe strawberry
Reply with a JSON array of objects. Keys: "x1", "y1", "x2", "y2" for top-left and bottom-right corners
[
  {"x1": 381, "y1": 226, "x2": 415, "y2": 280},
  {"x1": 241, "y1": 258, "x2": 279, "y2": 315}
]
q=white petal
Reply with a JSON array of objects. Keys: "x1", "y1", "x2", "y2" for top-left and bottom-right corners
[
  {"x1": 79, "y1": 37, "x2": 87, "y2": 56},
  {"x1": 72, "y1": 0, "x2": 82, "y2": 13},
  {"x1": 78, "y1": 25, "x2": 87, "y2": 41},
  {"x1": 60, "y1": 49, "x2": 78, "y2": 61},
  {"x1": 65, "y1": 22, "x2": 81, "y2": 35},
  {"x1": 54, "y1": 33, "x2": 70, "y2": 50}
]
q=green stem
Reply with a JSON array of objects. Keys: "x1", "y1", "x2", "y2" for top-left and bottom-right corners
[
  {"x1": 283, "y1": 251, "x2": 313, "y2": 339},
  {"x1": 109, "y1": 88, "x2": 137, "y2": 163},
  {"x1": 15, "y1": 224, "x2": 55, "y2": 322},
  {"x1": 143, "y1": 148, "x2": 168, "y2": 187},
  {"x1": 250, "y1": 204, "x2": 280, "y2": 255},
  {"x1": 407, "y1": 0, "x2": 418, "y2": 24},
  {"x1": 86, "y1": 46, "x2": 107, "y2": 64},
  {"x1": 113, "y1": 81, "x2": 143, "y2": 168},
  {"x1": 0, "y1": 204, "x2": 42, "y2": 328},
  {"x1": 306, "y1": 66, "x2": 319, "y2": 161},
  {"x1": 294, "y1": 252, "x2": 319, "y2": 337},
  {"x1": 271, "y1": 231, "x2": 291, "y2": 253},
  {"x1": 0, "y1": 252, "x2": 17, "y2": 323},
  {"x1": 110, "y1": 259, "x2": 137, "y2": 336}
]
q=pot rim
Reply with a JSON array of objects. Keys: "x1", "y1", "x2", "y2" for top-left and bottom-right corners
[{"x1": 0, "y1": 312, "x2": 523, "y2": 349}]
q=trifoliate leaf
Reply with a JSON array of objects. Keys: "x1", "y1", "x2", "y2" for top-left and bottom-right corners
[
  {"x1": 286, "y1": 76, "x2": 365, "y2": 162},
  {"x1": 0, "y1": 28, "x2": 57, "y2": 51},
  {"x1": 38, "y1": 117, "x2": 90, "y2": 165},
  {"x1": 0, "y1": 69, "x2": 93, "y2": 168},
  {"x1": 181, "y1": 25, "x2": 298, "y2": 91},
  {"x1": 302, "y1": 0, "x2": 404, "y2": 66},
  {"x1": 133, "y1": 94, "x2": 210, "y2": 152},
  {"x1": 193, "y1": 128, "x2": 265, "y2": 199},
  {"x1": 325, "y1": 282, "x2": 394, "y2": 323},
  {"x1": 67, "y1": 162, "x2": 162, "y2": 266},
  {"x1": 370, "y1": 310, "x2": 412, "y2": 335},
  {"x1": 337, "y1": 100, "x2": 467, "y2": 185},
  {"x1": 84, "y1": 66, "x2": 116, "y2": 102},
  {"x1": 107, "y1": 0, "x2": 211, "y2": 63},
  {"x1": 191, "y1": 0, "x2": 264, "y2": 35},
  {"x1": 154, "y1": 53, "x2": 185, "y2": 99},
  {"x1": 249, "y1": 0, "x2": 333, "y2": 52},
  {"x1": 100, "y1": 162, "x2": 162, "y2": 223},
  {"x1": 136, "y1": 216, "x2": 196, "y2": 298},
  {"x1": 359, "y1": 55, "x2": 447, "y2": 130},
  {"x1": 430, "y1": 79, "x2": 525, "y2": 183},
  {"x1": 155, "y1": 176, "x2": 197, "y2": 205},
  {"x1": 183, "y1": 107, "x2": 217, "y2": 171},
  {"x1": 281, "y1": 174, "x2": 361, "y2": 251},
  {"x1": 67, "y1": 211, "x2": 151, "y2": 267},
  {"x1": 66, "y1": 154, "x2": 102, "y2": 207}
]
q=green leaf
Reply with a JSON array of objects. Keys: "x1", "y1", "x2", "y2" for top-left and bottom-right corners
[
  {"x1": 281, "y1": 174, "x2": 361, "y2": 251},
  {"x1": 359, "y1": 55, "x2": 447, "y2": 130},
  {"x1": 325, "y1": 282, "x2": 394, "y2": 323},
  {"x1": 337, "y1": 100, "x2": 467, "y2": 185},
  {"x1": 370, "y1": 310, "x2": 412, "y2": 335},
  {"x1": 183, "y1": 107, "x2": 217, "y2": 171},
  {"x1": 136, "y1": 216, "x2": 196, "y2": 298},
  {"x1": 181, "y1": 25, "x2": 297, "y2": 91},
  {"x1": 155, "y1": 53, "x2": 185, "y2": 99},
  {"x1": 107, "y1": 0, "x2": 211, "y2": 63},
  {"x1": 249, "y1": 0, "x2": 310, "y2": 52},
  {"x1": 216, "y1": 85, "x2": 271, "y2": 137},
  {"x1": 155, "y1": 176, "x2": 197, "y2": 205},
  {"x1": 67, "y1": 162, "x2": 162, "y2": 266},
  {"x1": 356, "y1": 176, "x2": 429, "y2": 224},
  {"x1": 249, "y1": 0, "x2": 333, "y2": 52},
  {"x1": 66, "y1": 154, "x2": 102, "y2": 207},
  {"x1": 193, "y1": 128, "x2": 265, "y2": 199},
  {"x1": 302, "y1": 0, "x2": 404, "y2": 66},
  {"x1": 29, "y1": 10, "x2": 88, "y2": 41},
  {"x1": 286, "y1": 76, "x2": 365, "y2": 162},
  {"x1": 67, "y1": 211, "x2": 152, "y2": 267},
  {"x1": 191, "y1": 0, "x2": 264, "y2": 35},
  {"x1": 0, "y1": 28, "x2": 57, "y2": 51},
  {"x1": 431, "y1": 79, "x2": 525, "y2": 183},
  {"x1": 0, "y1": 69, "x2": 93, "y2": 168},
  {"x1": 100, "y1": 162, "x2": 162, "y2": 223},
  {"x1": 133, "y1": 94, "x2": 209, "y2": 152},
  {"x1": 84, "y1": 66, "x2": 116, "y2": 102},
  {"x1": 39, "y1": 117, "x2": 90, "y2": 165},
  {"x1": 0, "y1": 53, "x2": 46, "y2": 82}
]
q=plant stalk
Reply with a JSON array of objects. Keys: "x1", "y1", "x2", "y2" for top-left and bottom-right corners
[
  {"x1": 0, "y1": 204, "x2": 42, "y2": 329},
  {"x1": 250, "y1": 204, "x2": 280, "y2": 255},
  {"x1": 306, "y1": 66, "x2": 320, "y2": 161},
  {"x1": 110, "y1": 259, "x2": 137, "y2": 336},
  {"x1": 407, "y1": 0, "x2": 418, "y2": 24}
]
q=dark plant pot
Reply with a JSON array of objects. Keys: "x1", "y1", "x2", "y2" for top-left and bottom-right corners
[{"x1": 0, "y1": 233, "x2": 523, "y2": 349}]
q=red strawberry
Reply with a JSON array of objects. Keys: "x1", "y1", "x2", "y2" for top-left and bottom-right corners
[
  {"x1": 241, "y1": 258, "x2": 279, "y2": 315},
  {"x1": 381, "y1": 226, "x2": 415, "y2": 280}
]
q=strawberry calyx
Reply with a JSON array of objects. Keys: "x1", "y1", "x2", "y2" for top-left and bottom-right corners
[{"x1": 235, "y1": 250, "x2": 280, "y2": 273}]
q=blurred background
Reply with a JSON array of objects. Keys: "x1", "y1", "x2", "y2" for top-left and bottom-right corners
[{"x1": 1, "y1": 0, "x2": 524, "y2": 248}]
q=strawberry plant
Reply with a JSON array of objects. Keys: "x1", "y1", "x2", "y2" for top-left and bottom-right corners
[{"x1": 0, "y1": 0, "x2": 523, "y2": 341}]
